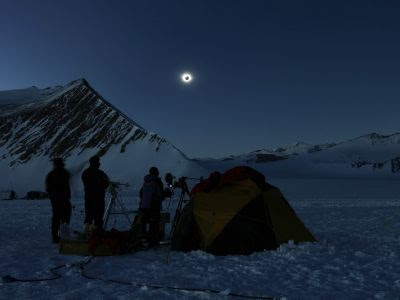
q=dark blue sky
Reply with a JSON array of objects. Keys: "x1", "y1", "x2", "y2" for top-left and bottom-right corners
[{"x1": 1, "y1": 0, "x2": 400, "y2": 157}]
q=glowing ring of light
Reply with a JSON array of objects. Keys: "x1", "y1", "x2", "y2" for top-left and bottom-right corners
[{"x1": 181, "y1": 73, "x2": 193, "y2": 83}]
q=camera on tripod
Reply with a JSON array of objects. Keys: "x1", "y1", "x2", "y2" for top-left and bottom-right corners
[
  {"x1": 103, "y1": 181, "x2": 131, "y2": 230},
  {"x1": 108, "y1": 181, "x2": 129, "y2": 198},
  {"x1": 165, "y1": 173, "x2": 189, "y2": 194},
  {"x1": 174, "y1": 177, "x2": 188, "y2": 190},
  {"x1": 163, "y1": 172, "x2": 203, "y2": 239}
]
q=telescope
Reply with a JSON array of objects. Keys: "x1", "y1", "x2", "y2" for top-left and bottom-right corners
[
  {"x1": 173, "y1": 177, "x2": 189, "y2": 190},
  {"x1": 165, "y1": 173, "x2": 203, "y2": 189},
  {"x1": 109, "y1": 181, "x2": 130, "y2": 188}
]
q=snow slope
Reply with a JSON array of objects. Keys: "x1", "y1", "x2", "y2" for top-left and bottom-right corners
[
  {"x1": 1, "y1": 178, "x2": 399, "y2": 299},
  {"x1": 198, "y1": 133, "x2": 400, "y2": 179},
  {"x1": 0, "y1": 84, "x2": 67, "y2": 116},
  {"x1": 0, "y1": 79, "x2": 206, "y2": 196}
]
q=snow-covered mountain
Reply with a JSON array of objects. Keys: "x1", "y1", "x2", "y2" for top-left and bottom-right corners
[
  {"x1": 0, "y1": 79, "x2": 205, "y2": 195},
  {"x1": 197, "y1": 133, "x2": 400, "y2": 178},
  {"x1": 218, "y1": 141, "x2": 337, "y2": 163},
  {"x1": 2, "y1": 78, "x2": 399, "y2": 195}
]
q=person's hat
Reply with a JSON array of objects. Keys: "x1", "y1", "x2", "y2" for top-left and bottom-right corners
[
  {"x1": 165, "y1": 172, "x2": 174, "y2": 184},
  {"x1": 89, "y1": 155, "x2": 100, "y2": 166},
  {"x1": 149, "y1": 167, "x2": 159, "y2": 176},
  {"x1": 52, "y1": 157, "x2": 64, "y2": 167}
]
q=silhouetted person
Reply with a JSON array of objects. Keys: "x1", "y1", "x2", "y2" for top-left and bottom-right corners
[
  {"x1": 139, "y1": 167, "x2": 165, "y2": 246},
  {"x1": 82, "y1": 155, "x2": 109, "y2": 231},
  {"x1": 45, "y1": 158, "x2": 71, "y2": 243}
]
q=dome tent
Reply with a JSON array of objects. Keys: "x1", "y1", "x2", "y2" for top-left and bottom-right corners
[{"x1": 171, "y1": 166, "x2": 316, "y2": 255}]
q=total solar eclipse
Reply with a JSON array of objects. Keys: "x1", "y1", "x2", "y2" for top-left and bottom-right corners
[{"x1": 181, "y1": 73, "x2": 193, "y2": 84}]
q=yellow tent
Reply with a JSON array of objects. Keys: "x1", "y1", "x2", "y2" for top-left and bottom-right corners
[{"x1": 172, "y1": 167, "x2": 316, "y2": 255}]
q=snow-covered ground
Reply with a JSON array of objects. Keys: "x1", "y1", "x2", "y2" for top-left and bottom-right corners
[{"x1": 1, "y1": 178, "x2": 400, "y2": 299}]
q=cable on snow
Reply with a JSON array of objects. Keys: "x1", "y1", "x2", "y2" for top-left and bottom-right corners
[{"x1": 2, "y1": 256, "x2": 275, "y2": 299}]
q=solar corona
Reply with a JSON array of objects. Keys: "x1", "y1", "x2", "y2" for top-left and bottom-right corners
[{"x1": 181, "y1": 72, "x2": 193, "y2": 84}]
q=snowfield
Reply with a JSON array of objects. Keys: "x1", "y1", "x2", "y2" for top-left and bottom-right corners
[{"x1": 1, "y1": 178, "x2": 400, "y2": 299}]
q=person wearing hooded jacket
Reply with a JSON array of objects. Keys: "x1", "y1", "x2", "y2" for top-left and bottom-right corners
[
  {"x1": 139, "y1": 167, "x2": 164, "y2": 246},
  {"x1": 45, "y1": 157, "x2": 72, "y2": 243}
]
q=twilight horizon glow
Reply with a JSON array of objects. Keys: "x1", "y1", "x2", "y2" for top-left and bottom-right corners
[{"x1": 0, "y1": 1, "x2": 400, "y2": 157}]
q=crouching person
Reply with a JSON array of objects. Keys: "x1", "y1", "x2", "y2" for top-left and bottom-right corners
[
  {"x1": 138, "y1": 167, "x2": 164, "y2": 246},
  {"x1": 45, "y1": 158, "x2": 72, "y2": 243}
]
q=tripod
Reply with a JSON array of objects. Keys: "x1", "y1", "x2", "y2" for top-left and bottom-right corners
[
  {"x1": 103, "y1": 182, "x2": 134, "y2": 230},
  {"x1": 169, "y1": 178, "x2": 190, "y2": 239}
]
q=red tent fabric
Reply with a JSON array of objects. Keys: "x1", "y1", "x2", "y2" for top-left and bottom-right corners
[{"x1": 191, "y1": 166, "x2": 267, "y2": 195}]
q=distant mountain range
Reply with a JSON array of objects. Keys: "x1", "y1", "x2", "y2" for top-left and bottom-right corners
[
  {"x1": 0, "y1": 79, "x2": 398, "y2": 196},
  {"x1": 0, "y1": 79, "x2": 204, "y2": 195},
  {"x1": 196, "y1": 133, "x2": 400, "y2": 178}
]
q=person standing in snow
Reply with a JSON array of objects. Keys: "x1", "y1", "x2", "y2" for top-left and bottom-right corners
[
  {"x1": 138, "y1": 167, "x2": 165, "y2": 246},
  {"x1": 45, "y1": 157, "x2": 72, "y2": 243},
  {"x1": 82, "y1": 155, "x2": 110, "y2": 232}
]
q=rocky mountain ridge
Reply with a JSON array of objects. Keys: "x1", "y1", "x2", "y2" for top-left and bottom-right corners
[
  {"x1": 0, "y1": 79, "x2": 177, "y2": 166},
  {"x1": 0, "y1": 79, "x2": 203, "y2": 194}
]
